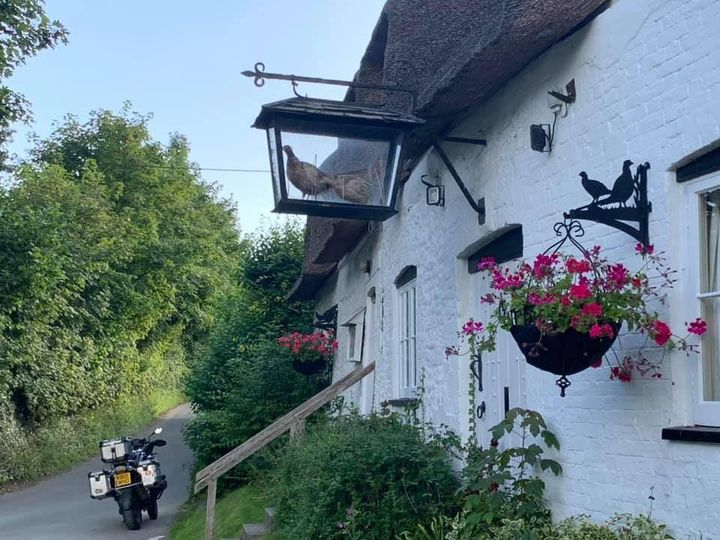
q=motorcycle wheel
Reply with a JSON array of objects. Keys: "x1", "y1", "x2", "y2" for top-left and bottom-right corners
[
  {"x1": 146, "y1": 497, "x2": 159, "y2": 520},
  {"x1": 122, "y1": 506, "x2": 142, "y2": 530}
]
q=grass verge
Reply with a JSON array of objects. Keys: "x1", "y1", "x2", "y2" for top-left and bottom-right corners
[
  {"x1": 0, "y1": 389, "x2": 185, "y2": 490},
  {"x1": 169, "y1": 484, "x2": 269, "y2": 540}
]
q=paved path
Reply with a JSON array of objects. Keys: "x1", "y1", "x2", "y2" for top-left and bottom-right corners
[{"x1": 0, "y1": 403, "x2": 194, "y2": 540}]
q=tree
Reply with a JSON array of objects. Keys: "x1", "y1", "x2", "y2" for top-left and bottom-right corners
[
  {"x1": 0, "y1": 108, "x2": 240, "y2": 424},
  {"x1": 0, "y1": 0, "x2": 68, "y2": 166}
]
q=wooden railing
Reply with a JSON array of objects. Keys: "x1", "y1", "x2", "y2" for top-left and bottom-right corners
[{"x1": 194, "y1": 361, "x2": 375, "y2": 540}]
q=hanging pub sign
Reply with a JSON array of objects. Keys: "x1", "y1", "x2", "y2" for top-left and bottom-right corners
[{"x1": 244, "y1": 63, "x2": 425, "y2": 220}]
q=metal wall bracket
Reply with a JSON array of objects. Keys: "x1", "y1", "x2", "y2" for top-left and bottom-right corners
[
  {"x1": 432, "y1": 141, "x2": 486, "y2": 225},
  {"x1": 564, "y1": 160, "x2": 651, "y2": 247}
]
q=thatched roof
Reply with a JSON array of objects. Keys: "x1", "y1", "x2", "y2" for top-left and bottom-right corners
[{"x1": 289, "y1": 0, "x2": 609, "y2": 301}]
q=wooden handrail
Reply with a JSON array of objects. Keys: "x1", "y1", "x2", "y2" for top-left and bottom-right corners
[{"x1": 195, "y1": 362, "x2": 375, "y2": 539}]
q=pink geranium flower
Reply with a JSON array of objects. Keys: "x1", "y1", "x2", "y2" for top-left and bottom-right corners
[{"x1": 688, "y1": 318, "x2": 708, "y2": 336}]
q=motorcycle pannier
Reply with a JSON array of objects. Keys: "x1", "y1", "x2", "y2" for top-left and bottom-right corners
[
  {"x1": 139, "y1": 461, "x2": 161, "y2": 487},
  {"x1": 100, "y1": 438, "x2": 133, "y2": 463},
  {"x1": 88, "y1": 471, "x2": 111, "y2": 499}
]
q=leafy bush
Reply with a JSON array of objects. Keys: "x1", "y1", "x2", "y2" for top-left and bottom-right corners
[
  {"x1": 454, "y1": 408, "x2": 561, "y2": 538},
  {"x1": 0, "y1": 388, "x2": 183, "y2": 487},
  {"x1": 553, "y1": 513, "x2": 673, "y2": 539},
  {"x1": 184, "y1": 221, "x2": 324, "y2": 481},
  {"x1": 183, "y1": 339, "x2": 326, "y2": 474},
  {"x1": 266, "y1": 412, "x2": 459, "y2": 540}
]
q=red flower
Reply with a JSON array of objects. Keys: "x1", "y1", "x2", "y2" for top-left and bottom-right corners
[
  {"x1": 591, "y1": 357, "x2": 603, "y2": 368},
  {"x1": 610, "y1": 366, "x2": 632, "y2": 382},
  {"x1": 528, "y1": 292, "x2": 554, "y2": 305},
  {"x1": 477, "y1": 257, "x2": 497, "y2": 271},
  {"x1": 566, "y1": 258, "x2": 592, "y2": 274},
  {"x1": 589, "y1": 323, "x2": 614, "y2": 339},
  {"x1": 480, "y1": 293, "x2": 496, "y2": 304},
  {"x1": 581, "y1": 302, "x2": 603, "y2": 317},
  {"x1": 687, "y1": 318, "x2": 708, "y2": 336},
  {"x1": 607, "y1": 263, "x2": 630, "y2": 288},
  {"x1": 462, "y1": 319, "x2": 485, "y2": 336},
  {"x1": 569, "y1": 283, "x2": 592, "y2": 300},
  {"x1": 635, "y1": 242, "x2": 655, "y2": 255},
  {"x1": 651, "y1": 320, "x2": 672, "y2": 346},
  {"x1": 532, "y1": 254, "x2": 558, "y2": 278}
]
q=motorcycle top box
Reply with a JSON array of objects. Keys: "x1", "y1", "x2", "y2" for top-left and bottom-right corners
[
  {"x1": 100, "y1": 438, "x2": 133, "y2": 463},
  {"x1": 88, "y1": 470, "x2": 112, "y2": 500}
]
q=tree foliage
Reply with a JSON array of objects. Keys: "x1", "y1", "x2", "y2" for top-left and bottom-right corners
[
  {"x1": 184, "y1": 221, "x2": 321, "y2": 475},
  {"x1": 0, "y1": 0, "x2": 69, "y2": 165},
  {"x1": 0, "y1": 108, "x2": 239, "y2": 427}
]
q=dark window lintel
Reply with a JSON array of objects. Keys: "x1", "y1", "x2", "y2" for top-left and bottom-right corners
[{"x1": 661, "y1": 425, "x2": 720, "y2": 444}]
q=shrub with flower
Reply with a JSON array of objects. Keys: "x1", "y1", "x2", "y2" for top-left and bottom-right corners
[
  {"x1": 278, "y1": 330, "x2": 338, "y2": 363},
  {"x1": 449, "y1": 243, "x2": 706, "y2": 382}
]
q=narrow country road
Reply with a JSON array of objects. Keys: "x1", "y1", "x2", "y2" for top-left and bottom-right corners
[{"x1": 0, "y1": 403, "x2": 194, "y2": 540}]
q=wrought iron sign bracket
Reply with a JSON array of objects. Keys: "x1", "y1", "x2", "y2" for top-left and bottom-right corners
[
  {"x1": 242, "y1": 62, "x2": 417, "y2": 110},
  {"x1": 432, "y1": 140, "x2": 486, "y2": 225},
  {"x1": 564, "y1": 160, "x2": 652, "y2": 248}
]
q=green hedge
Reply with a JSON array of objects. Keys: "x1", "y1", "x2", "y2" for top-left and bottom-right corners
[
  {"x1": 0, "y1": 389, "x2": 184, "y2": 488},
  {"x1": 265, "y1": 412, "x2": 459, "y2": 540}
]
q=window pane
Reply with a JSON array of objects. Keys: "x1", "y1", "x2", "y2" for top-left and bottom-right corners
[
  {"x1": 703, "y1": 189, "x2": 720, "y2": 293},
  {"x1": 348, "y1": 325, "x2": 356, "y2": 359},
  {"x1": 701, "y1": 297, "x2": 720, "y2": 401}
]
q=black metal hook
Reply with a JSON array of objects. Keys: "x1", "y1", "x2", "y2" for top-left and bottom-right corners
[{"x1": 469, "y1": 356, "x2": 483, "y2": 393}]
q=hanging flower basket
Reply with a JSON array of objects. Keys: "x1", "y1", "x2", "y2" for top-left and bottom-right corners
[
  {"x1": 510, "y1": 323, "x2": 621, "y2": 394},
  {"x1": 447, "y1": 241, "x2": 707, "y2": 396},
  {"x1": 291, "y1": 357, "x2": 327, "y2": 376},
  {"x1": 278, "y1": 330, "x2": 337, "y2": 377}
]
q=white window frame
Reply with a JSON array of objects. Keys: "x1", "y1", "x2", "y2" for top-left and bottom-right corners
[
  {"x1": 342, "y1": 309, "x2": 365, "y2": 364},
  {"x1": 682, "y1": 171, "x2": 720, "y2": 426},
  {"x1": 397, "y1": 279, "x2": 417, "y2": 398}
]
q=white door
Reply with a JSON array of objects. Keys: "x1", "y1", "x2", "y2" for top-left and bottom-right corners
[{"x1": 472, "y1": 263, "x2": 527, "y2": 448}]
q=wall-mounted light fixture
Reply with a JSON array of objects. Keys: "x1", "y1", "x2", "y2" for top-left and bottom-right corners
[
  {"x1": 430, "y1": 139, "x2": 487, "y2": 225},
  {"x1": 420, "y1": 174, "x2": 444, "y2": 207},
  {"x1": 530, "y1": 123, "x2": 553, "y2": 152},
  {"x1": 530, "y1": 79, "x2": 576, "y2": 153}
]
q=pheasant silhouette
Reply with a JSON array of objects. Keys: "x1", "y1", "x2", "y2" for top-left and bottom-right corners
[
  {"x1": 598, "y1": 159, "x2": 635, "y2": 207},
  {"x1": 579, "y1": 171, "x2": 611, "y2": 204}
]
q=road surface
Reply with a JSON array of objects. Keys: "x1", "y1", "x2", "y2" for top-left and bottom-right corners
[{"x1": 0, "y1": 403, "x2": 194, "y2": 540}]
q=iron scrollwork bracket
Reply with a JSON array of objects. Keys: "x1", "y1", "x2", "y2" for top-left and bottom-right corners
[
  {"x1": 242, "y1": 62, "x2": 417, "y2": 110},
  {"x1": 564, "y1": 160, "x2": 652, "y2": 248}
]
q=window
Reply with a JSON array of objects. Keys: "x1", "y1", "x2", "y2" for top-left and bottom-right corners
[
  {"x1": 397, "y1": 277, "x2": 417, "y2": 397},
  {"x1": 347, "y1": 324, "x2": 358, "y2": 361},
  {"x1": 683, "y1": 173, "x2": 720, "y2": 425},
  {"x1": 699, "y1": 189, "x2": 720, "y2": 402},
  {"x1": 342, "y1": 310, "x2": 364, "y2": 363}
]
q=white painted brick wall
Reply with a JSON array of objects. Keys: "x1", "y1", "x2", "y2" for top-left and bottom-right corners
[{"x1": 315, "y1": 0, "x2": 720, "y2": 535}]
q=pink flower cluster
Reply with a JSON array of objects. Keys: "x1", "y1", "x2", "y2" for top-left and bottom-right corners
[
  {"x1": 277, "y1": 330, "x2": 338, "y2": 358},
  {"x1": 461, "y1": 320, "x2": 485, "y2": 336}
]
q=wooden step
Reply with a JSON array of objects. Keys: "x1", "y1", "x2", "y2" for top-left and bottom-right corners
[
  {"x1": 239, "y1": 522, "x2": 268, "y2": 540},
  {"x1": 264, "y1": 507, "x2": 275, "y2": 529}
]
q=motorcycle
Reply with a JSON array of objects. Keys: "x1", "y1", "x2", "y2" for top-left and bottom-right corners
[{"x1": 88, "y1": 426, "x2": 168, "y2": 530}]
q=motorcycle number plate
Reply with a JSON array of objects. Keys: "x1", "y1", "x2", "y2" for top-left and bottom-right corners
[{"x1": 114, "y1": 472, "x2": 132, "y2": 487}]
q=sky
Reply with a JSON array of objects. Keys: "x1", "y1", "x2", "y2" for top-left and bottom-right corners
[{"x1": 7, "y1": 0, "x2": 386, "y2": 233}]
